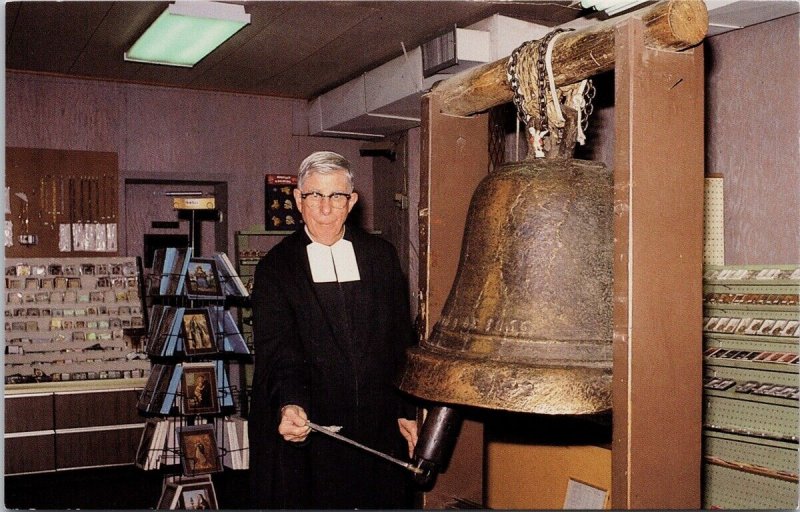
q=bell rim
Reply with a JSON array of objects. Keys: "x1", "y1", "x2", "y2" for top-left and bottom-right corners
[{"x1": 398, "y1": 346, "x2": 612, "y2": 415}]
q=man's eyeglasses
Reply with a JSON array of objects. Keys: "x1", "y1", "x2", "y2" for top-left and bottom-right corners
[{"x1": 300, "y1": 191, "x2": 352, "y2": 209}]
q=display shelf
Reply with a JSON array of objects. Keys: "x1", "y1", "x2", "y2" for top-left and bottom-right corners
[
  {"x1": 702, "y1": 264, "x2": 799, "y2": 509},
  {"x1": 704, "y1": 335, "x2": 798, "y2": 355},
  {"x1": 5, "y1": 377, "x2": 147, "y2": 395},
  {"x1": 703, "y1": 264, "x2": 800, "y2": 284},
  {"x1": 704, "y1": 430, "x2": 797, "y2": 478},
  {"x1": 235, "y1": 225, "x2": 289, "y2": 261},
  {"x1": 703, "y1": 462, "x2": 798, "y2": 509},
  {"x1": 234, "y1": 225, "x2": 290, "y2": 349}
]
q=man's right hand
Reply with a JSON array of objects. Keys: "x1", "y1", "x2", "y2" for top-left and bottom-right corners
[{"x1": 278, "y1": 404, "x2": 310, "y2": 442}]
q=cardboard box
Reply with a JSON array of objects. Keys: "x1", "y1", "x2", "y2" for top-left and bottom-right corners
[{"x1": 486, "y1": 441, "x2": 611, "y2": 509}]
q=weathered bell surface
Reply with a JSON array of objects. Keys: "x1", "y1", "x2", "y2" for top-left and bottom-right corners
[{"x1": 398, "y1": 158, "x2": 613, "y2": 415}]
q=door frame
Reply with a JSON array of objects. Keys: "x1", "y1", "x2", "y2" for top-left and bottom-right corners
[{"x1": 121, "y1": 177, "x2": 228, "y2": 258}]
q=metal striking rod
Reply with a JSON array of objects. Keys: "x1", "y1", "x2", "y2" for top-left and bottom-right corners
[{"x1": 307, "y1": 421, "x2": 423, "y2": 475}]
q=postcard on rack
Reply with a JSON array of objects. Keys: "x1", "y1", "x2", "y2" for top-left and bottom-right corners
[
  {"x1": 135, "y1": 418, "x2": 160, "y2": 470},
  {"x1": 165, "y1": 247, "x2": 193, "y2": 296},
  {"x1": 180, "y1": 362, "x2": 220, "y2": 416},
  {"x1": 213, "y1": 252, "x2": 249, "y2": 297},
  {"x1": 177, "y1": 478, "x2": 218, "y2": 509},
  {"x1": 159, "y1": 475, "x2": 217, "y2": 510},
  {"x1": 177, "y1": 423, "x2": 222, "y2": 476},
  {"x1": 148, "y1": 365, "x2": 177, "y2": 414},
  {"x1": 148, "y1": 307, "x2": 176, "y2": 357},
  {"x1": 156, "y1": 481, "x2": 181, "y2": 510},
  {"x1": 185, "y1": 258, "x2": 224, "y2": 299},
  {"x1": 181, "y1": 308, "x2": 218, "y2": 357}
]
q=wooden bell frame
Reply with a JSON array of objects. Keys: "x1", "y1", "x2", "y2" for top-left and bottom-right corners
[{"x1": 417, "y1": 0, "x2": 706, "y2": 508}]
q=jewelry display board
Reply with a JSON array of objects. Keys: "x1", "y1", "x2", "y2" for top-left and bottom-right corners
[
  {"x1": 265, "y1": 175, "x2": 302, "y2": 231},
  {"x1": 702, "y1": 264, "x2": 800, "y2": 509},
  {"x1": 5, "y1": 147, "x2": 119, "y2": 258},
  {"x1": 5, "y1": 256, "x2": 149, "y2": 384}
]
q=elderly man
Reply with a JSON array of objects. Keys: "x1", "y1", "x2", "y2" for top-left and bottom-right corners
[{"x1": 248, "y1": 151, "x2": 418, "y2": 509}]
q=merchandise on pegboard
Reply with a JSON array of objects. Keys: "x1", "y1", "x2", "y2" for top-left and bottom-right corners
[
  {"x1": 264, "y1": 174, "x2": 302, "y2": 231},
  {"x1": 6, "y1": 147, "x2": 119, "y2": 258},
  {"x1": 60, "y1": 174, "x2": 119, "y2": 252},
  {"x1": 4, "y1": 256, "x2": 149, "y2": 384},
  {"x1": 701, "y1": 264, "x2": 799, "y2": 509}
]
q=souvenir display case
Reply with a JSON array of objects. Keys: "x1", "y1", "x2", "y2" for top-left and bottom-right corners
[
  {"x1": 4, "y1": 256, "x2": 149, "y2": 475},
  {"x1": 264, "y1": 174, "x2": 302, "y2": 232}
]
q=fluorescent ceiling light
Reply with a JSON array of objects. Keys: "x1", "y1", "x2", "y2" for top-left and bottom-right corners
[{"x1": 125, "y1": 2, "x2": 250, "y2": 67}]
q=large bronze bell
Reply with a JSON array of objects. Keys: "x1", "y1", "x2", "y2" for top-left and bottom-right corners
[{"x1": 398, "y1": 157, "x2": 613, "y2": 415}]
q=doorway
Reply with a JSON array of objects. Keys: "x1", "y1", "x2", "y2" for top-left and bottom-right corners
[{"x1": 123, "y1": 179, "x2": 228, "y2": 267}]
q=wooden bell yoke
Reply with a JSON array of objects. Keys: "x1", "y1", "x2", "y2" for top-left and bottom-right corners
[{"x1": 431, "y1": 0, "x2": 709, "y2": 117}]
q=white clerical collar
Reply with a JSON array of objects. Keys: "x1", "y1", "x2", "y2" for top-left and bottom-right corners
[{"x1": 305, "y1": 227, "x2": 361, "y2": 283}]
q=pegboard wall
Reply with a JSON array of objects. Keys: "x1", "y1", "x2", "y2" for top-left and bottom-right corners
[
  {"x1": 704, "y1": 175, "x2": 724, "y2": 266},
  {"x1": 6, "y1": 147, "x2": 119, "y2": 258}
]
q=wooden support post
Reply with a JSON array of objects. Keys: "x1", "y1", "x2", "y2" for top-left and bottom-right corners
[
  {"x1": 417, "y1": 92, "x2": 488, "y2": 509},
  {"x1": 611, "y1": 16, "x2": 704, "y2": 509},
  {"x1": 432, "y1": 0, "x2": 707, "y2": 117},
  {"x1": 418, "y1": 93, "x2": 489, "y2": 340}
]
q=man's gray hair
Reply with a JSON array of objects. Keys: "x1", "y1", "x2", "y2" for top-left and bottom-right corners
[{"x1": 297, "y1": 151, "x2": 354, "y2": 191}]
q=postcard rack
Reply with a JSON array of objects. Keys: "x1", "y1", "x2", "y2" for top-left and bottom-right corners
[
  {"x1": 4, "y1": 256, "x2": 149, "y2": 384},
  {"x1": 702, "y1": 264, "x2": 800, "y2": 509},
  {"x1": 134, "y1": 247, "x2": 251, "y2": 510}
]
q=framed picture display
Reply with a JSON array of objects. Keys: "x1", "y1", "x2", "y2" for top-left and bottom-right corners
[
  {"x1": 181, "y1": 308, "x2": 217, "y2": 356},
  {"x1": 177, "y1": 424, "x2": 221, "y2": 476},
  {"x1": 185, "y1": 258, "x2": 223, "y2": 299},
  {"x1": 180, "y1": 363, "x2": 220, "y2": 415},
  {"x1": 178, "y1": 478, "x2": 218, "y2": 509},
  {"x1": 158, "y1": 475, "x2": 217, "y2": 510}
]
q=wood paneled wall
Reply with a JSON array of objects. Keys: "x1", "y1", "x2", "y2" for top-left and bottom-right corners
[
  {"x1": 372, "y1": 134, "x2": 410, "y2": 276},
  {"x1": 5, "y1": 71, "x2": 375, "y2": 258},
  {"x1": 705, "y1": 14, "x2": 800, "y2": 264}
]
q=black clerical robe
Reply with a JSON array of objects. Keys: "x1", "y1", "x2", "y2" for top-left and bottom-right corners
[{"x1": 248, "y1": 226, "x2": 416, "y2": 509}]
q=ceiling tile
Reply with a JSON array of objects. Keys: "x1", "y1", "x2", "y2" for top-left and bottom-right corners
[{"x1": 5, "y1": 0, "x2": 588, "y2": 99}]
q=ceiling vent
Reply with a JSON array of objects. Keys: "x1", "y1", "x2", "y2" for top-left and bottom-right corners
[
  {"x1": 307, "y1": 15, "x2": 536, "y2": 139},
  {"x1": 421, "y1": 26, "x2": 492, "y2": 77}
]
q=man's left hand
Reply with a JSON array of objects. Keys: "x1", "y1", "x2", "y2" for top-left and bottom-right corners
[{"x1": 397, "y1": 418, "x2": 418, "y2": 459}]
